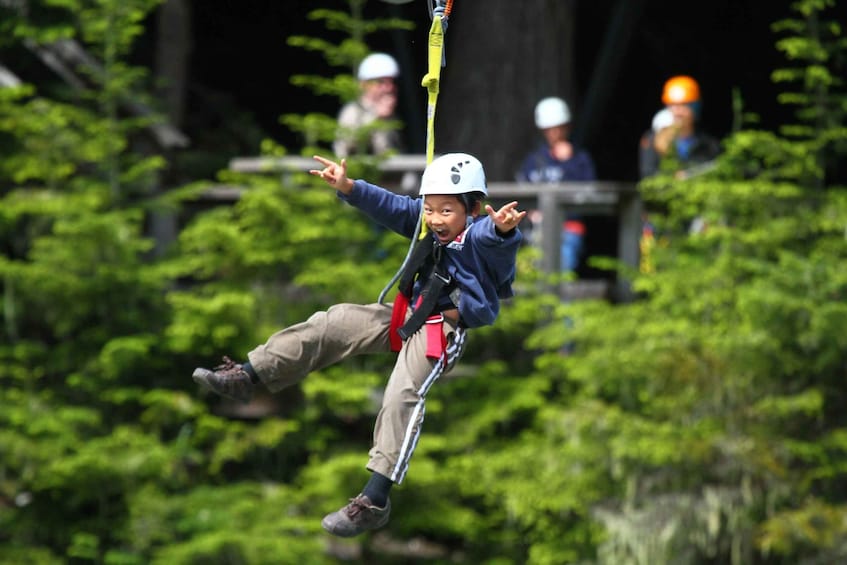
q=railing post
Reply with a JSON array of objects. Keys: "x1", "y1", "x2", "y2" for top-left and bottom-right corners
[
  {"x1": 539, "y1": 190, "x2": 562, "y2": 274},
  {"x1": 616, "y1": 189, "x2": 642, "y2": 301}
]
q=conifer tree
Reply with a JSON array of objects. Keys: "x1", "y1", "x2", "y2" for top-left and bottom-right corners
[
  {"x1": 483, "y1": 0, "x2": 847, "y2": 562},
  {"x1": 0, "y1": 1, "x2": 179, "y2": 562}
]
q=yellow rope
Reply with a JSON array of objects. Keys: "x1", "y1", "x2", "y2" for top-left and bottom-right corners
[
  {"x1": 421, "y1": 14, "x2": 444, "y2": 165},
  {"x1": 418, "y1": 14, "x2": 445, "y2": 239}
]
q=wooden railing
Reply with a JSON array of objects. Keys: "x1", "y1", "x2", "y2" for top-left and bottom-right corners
[
  {"x1": 229, "y1": 154, "x2": 430, "y2": 178},
  {"x1": 222, "y1": 154, "x2": 642, "y2": 300},
  {"x1": 486, "y1": 181, "x2": 641, "y2": 301}
]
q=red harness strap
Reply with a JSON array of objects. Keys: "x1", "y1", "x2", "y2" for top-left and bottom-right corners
[
  {"x1": 390, "y1": 295, "x2": 447, "y2": 363},
  {"x1": 389, "y1": 294, "x2": 409, "y2": 352},
  {"x1": 424, "y1": 314, "x2": 448, "y2": 363}
]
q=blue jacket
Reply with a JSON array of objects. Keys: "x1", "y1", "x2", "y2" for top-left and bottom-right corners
[
  {"x1": 517, "y1": 143, "x2": 597, "y2": 183},
  {"x1": 638, "y1": 129, "x2": 721, "y2": 179},
  {"x1": 339, "y1": 180, "x2": 522, "y2": 328}
]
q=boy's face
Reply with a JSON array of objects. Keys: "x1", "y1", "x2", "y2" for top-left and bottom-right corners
[{"x1": 423, "y1": 194, "x2": 472, "y2": 244}]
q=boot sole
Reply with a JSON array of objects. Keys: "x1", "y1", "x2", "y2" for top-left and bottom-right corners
[
  {"x1": 320, "y1": 500, "x2": 391, "y2": 537},
  {"x1": 191, "y1": 368, "x2": 252, "y2": 403}
]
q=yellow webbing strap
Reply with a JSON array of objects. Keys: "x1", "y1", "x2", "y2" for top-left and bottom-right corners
[
  {"x1": 418, "y1": 14, "x2": 445, "y2": 239},
  {"x1": 421, "y1": 14, "x2": 444, "y2": 165}
]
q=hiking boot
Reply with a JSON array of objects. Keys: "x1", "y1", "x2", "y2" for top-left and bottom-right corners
[
  {"x1": 192, "y1": 356, "x2": 254, "y2": 403},
  {"x1": 321, "y1": 494, "x2": 391, "y2": 537}
]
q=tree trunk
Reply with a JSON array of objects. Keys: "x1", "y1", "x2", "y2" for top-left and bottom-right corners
[
  {"x1": 436, "y1": 0, "x2": 577, "y2": 181},
  {"x1": 155, "y1": 0, "x2": 191, "y2": 129},
  {"x1": 151, "y1": 0, "x2": 192, "y2": 255}
]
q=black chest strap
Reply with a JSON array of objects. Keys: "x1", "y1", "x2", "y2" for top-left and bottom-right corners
[
  {"x1": 396, "y1": 238, "x2": 453, "y2": 340},
  {"x1": 397, "y1": 237, "x2": 438, "y2": 299}
]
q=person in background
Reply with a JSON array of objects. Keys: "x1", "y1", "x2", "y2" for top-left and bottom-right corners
[
  {"x1": 637, "y1": 108, "x2": 673, "y2": 274},
  {"x1": 334, "y1": 52, "x2": 404, "y2": 158},
  {"x1": 638, "y1": 75, "x2": 721, "y2": 180},
  {"x1": 650, "y1": 107, "x2": 674, "y2": 138},
  {"x1": 516, "y1": 96, "x2": 597, "y2": 272},
  {"x1": 638, "y1": 76, "x2": 723, "y2": 269}
]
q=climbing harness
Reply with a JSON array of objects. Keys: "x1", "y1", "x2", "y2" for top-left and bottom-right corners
[
  {"x1": 388, "y1": 236, "x2": 457, "y2": 361},
  {"x1": 378, "y1": 0, "x2": 454, "y2": 306}
]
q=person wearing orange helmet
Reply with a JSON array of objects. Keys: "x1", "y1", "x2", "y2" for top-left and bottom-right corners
[{"x1": 638, "y1": 75, "x2": 721, "y2": 179}]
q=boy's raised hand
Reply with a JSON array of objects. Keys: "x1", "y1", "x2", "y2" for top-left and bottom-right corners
[
  {"x1": 485, "y1": 201, "x2": 527, "y2": 233},
  {"x1": 310, "y1": 155, "x2": 354, "y2": 194}
]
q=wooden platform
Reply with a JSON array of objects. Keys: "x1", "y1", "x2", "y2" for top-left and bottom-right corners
[{"x1": 206, "y1": 154, "x2": 642, "y2": 301}]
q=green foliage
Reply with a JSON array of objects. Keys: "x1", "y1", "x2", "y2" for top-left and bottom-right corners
[
  {"x1": 288, "y1": 1, "x2": 414, "y2": 96},
  {"x1": 4, "y1": 1, "x2": 428, "y2": 562},
  {"x1": 282, "y1": 0, "x2": 414, "y2": 155},
  {"x1": 0, "y1": 1, "x2": 186, "y2": 562},
  {"x1": 552, "y1": 2, "x2": 847, "y2": 563},
  {"x1": 124, "y1": 482, "x2": 331, "y2": 564},
  {"x1": 3, "y1": 0, "x2": 847, "y2": 564}
]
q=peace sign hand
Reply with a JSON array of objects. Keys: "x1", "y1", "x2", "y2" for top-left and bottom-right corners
[
  {"x1": 485, "y1": 201, "x2": 526, "y2": 233},
  {"x1": 309, "y1": 155, "x2": 354, "y2": 194}
]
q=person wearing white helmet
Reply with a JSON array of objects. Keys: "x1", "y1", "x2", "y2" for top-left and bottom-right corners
[
  {"x1": 651, "y1": 107, "x2": 674, "y2": 133},
  {"x1": 191, "y1": 152, "x2": 525, "y2": 538},
  {"x1": 516, "y1": 96, "x2": 597, "y2": 272},
  {"x1": 333, "y1": 52, "x2": 404, "y2": 157}
]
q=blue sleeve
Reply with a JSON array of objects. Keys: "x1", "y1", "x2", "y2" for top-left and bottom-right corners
[
  {"x1": 448, "y1": 217, "x2": 521, "y2": 328},
  {"x1": 337, "y1": 179, "x2": 421, "y2": 238},
  {"x1": 474, "y1": 215, "x2": 523, "y2": 249},
  {"x1": 575, "y1": 150, "x2": 597, "y2": 181},
  {"x1": 472, "y1": 216, "x2": 522, "y2": 292}
]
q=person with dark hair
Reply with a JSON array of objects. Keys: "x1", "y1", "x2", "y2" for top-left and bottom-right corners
[{"x1": 191, "y1": 153, "x2": 525, "y2": 537}]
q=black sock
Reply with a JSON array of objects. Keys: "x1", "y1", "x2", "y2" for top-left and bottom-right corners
[
  {"x1": 362, "y1": 472, "x2": 393, "y2": 508},
  {"x1": 241, "y1": 362, "x2": 260, "y2": 384}
]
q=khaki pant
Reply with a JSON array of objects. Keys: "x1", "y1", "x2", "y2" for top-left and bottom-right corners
[{"x1": 247, "y1": 302, "x2": 466, "y2": 484}]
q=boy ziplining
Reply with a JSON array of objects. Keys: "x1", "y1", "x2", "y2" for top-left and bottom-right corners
[{"x1": 192, "y1": 152, "x2": 526, "y2": 536}]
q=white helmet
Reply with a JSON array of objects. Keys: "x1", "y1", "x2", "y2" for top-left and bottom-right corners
[
  {"x1": 651, "y1": 108, "x2": 674, "y2": 132},
  {"x1": 357, "y1": 53, "x2": 399, "y2": 81},
  {"x1": 419, "y1": 153, "x2": 488, "y2": 197},
  {"x1": 534, "y1": 96, "x2": 571, "y2": 129}
]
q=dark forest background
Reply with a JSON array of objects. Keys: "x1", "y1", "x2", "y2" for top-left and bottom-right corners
[
  {"x1": 3, "y1": 1, "x2": 847, "y2": 563},
  {"x1": 128, "y1": 0, "x2": 797, "y2": 182}
]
